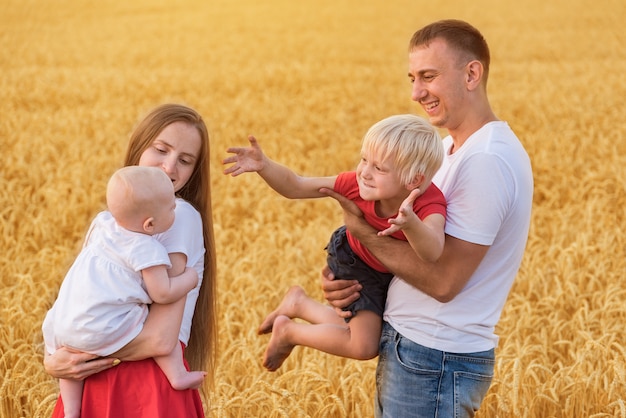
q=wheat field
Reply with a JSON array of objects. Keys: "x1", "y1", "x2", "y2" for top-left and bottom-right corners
[{"x1": 1, "y1": 0, "x2": 625, "y2": 417}]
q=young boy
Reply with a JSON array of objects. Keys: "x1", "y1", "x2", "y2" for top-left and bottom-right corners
[
  {"x1": 42, "y1": 166, "x2": 206, "y2": 418},
  {"x1": 223, "y1": 114, "x2": 446, "y2": 371}
]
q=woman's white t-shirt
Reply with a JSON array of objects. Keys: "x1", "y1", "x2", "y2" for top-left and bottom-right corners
[{"x1": 155, "y1": 198, "x2": 205, "y2": 346}]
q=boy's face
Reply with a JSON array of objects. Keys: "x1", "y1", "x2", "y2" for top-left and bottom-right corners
[{"x1": 356, "y1": 150, "x2": 406, "y2": 202}]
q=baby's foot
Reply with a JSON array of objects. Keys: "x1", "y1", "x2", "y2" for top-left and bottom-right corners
[{"x1": 169, "y1": 370, "x2": 207, "y2": 390}]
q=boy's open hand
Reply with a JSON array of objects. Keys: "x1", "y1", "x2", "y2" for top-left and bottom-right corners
[
  {"x1": 378, "y1": 188, "x2": 421, "y2": 236},
  {"x1": 223, "y1": 135, "x2": 266, "y2": 176}
]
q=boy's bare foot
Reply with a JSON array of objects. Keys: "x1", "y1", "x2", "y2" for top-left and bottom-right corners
[
  {"x1": 262, "y1": 315, "x2": 295, "y2": 372},
  {"x1": 169, "y1": 370, "x2": 207, "y2": 390},
  {"x1": 258, "y1": 285, "x2": 307, "y2": 335}
]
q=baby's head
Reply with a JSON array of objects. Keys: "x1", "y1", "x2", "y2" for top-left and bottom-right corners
[
  {"x1": 361, "y1": 114, "x2": 443, "y2": 188},
  {"x1": 106, "y1": 166, "x2": 176, "y2": 235}
]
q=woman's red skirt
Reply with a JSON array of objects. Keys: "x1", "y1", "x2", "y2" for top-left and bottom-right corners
[{"x1": 51, "y1": 343, "x2": 205, "y2": 418}]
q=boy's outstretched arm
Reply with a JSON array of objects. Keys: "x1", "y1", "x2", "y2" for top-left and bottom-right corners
[{"x1": 223, "y1": 135, "x2": 336, "y2": 199}]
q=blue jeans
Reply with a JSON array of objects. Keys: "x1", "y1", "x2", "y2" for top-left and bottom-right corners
[{"x1": 375, "y1": 322, "x2": 494, "y2": 418}]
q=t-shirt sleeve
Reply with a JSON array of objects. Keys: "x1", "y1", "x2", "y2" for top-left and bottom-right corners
[
  {"x1": 334, "y1": 172, "x2": 360, "y2": 199},
  {"x1": 126, "y1": 236, "x2": 172, "y2": 272},
  {"x1": 414, "y1": 184, "x2": 447, "y2": 221},
  {"x1": 154, "y1": 199, "x2": 205, "y2": 345},
  {"x1": 156, "y1": 200, "x2": 204, "y2": 259},
  {"x1": 444, "y1": 152, "x2": 515, "y2": 245}
]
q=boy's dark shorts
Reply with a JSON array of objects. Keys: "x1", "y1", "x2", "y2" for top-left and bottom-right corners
[{"x1": 325, "y1": 226, "x2": 393, "y2": 323}]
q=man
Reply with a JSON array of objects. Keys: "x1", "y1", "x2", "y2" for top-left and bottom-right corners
[{"x1": 321, "y1": 19, "x2": 533, "y2": 417}]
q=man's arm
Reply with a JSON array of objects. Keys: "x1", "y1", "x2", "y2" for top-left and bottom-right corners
[
  {"x1": 321, "y1": 187, "x2": 489, "y2": 303},
  {"x1": 320, "y1": 264, "x2": 361, "y2": 319},
  {"x1": 355, "y1": 222, "x2": 488, "y2": 302}
]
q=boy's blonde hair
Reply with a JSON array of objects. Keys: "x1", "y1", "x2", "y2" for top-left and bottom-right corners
[{"x1": 361, "y1": 114, "x2": 443, "y2": 186}]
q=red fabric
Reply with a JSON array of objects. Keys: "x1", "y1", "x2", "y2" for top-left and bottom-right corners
[
  {"x1": 335, "y1": 171, "x2": 447, "y2": 272},
  {"x1": 52, "y1": 343, "x2": 204, "y2": 418}
]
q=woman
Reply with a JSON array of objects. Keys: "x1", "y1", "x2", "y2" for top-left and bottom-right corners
[{"x1": 44, "y1": 104, "x2": 217, "y2": 418}]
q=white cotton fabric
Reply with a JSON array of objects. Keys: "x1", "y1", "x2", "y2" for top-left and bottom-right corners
[
  {"x1": 42, "y1": 211, "x2": 171, "y2": 356},
  {"x1": 155, "y1": 198, "x2": 205, "y2": 346},
  {"x1": 384, "y1": 121, "x2": 534, "y2": 353}
]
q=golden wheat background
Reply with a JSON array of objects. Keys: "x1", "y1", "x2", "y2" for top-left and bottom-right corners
[{"x1": 1, "y1": 0, "x2": 625, "y2": 416}]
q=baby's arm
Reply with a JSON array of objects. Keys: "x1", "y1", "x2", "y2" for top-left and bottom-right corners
[
  {"x1": 223, "y1": 135, "x2": 336, "y2": 199},
  {"x1": 379, "y1": 189, "x2": 445, "y2": 262},
  {"x1": 142, "y1": 265, "x2": 198, "y2": 304}
]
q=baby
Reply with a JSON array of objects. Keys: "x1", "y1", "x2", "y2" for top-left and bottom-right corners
[{"x1": 42, "y1": 166, "x2": 205, "y2": 418}]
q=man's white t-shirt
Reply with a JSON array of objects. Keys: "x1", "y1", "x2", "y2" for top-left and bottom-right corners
[{"x1": 384, "y1": 121, "x2": 533, "y2": 353}]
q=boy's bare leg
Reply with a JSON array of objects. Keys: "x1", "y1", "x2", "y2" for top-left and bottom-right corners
[
  {"x1": 59, "y1": 378, "x2": 84, "y2": 418},
  {"x1": 154, "y1": 342, "x2": 206, "y2": 390},
  {"x1": 263, "y1": 310, "x2": 382, "y2": 371},
  {"x1": 258, "y1": 285, "x2": 344, "y2": 334}
]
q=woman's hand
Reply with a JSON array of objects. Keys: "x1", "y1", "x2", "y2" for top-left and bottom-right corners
[{"x1": 44, "y1": 347, "x2": 119, "y2": 380}]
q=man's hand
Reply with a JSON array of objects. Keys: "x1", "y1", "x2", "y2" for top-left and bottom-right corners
[
  {"x1": 320, "y1": 187, "x2": 369, "y2": 239},
  {"x1": 320, "y1": 186, "x2": 379, "y2": 244},
  {"x1": 44, "y1": 347, "x2": 119, "y2": 380},
  {"x1": 223, "y1": 135, "x2": 266, "y2": 176},
  {"x1": 320, "y1": 264, "x2": 362, "y2": 319},
  {"x1": 320, "y1": 187, "x2": 363, "y2": 218}
]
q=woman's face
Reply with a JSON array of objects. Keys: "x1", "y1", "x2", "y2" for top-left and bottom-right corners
[{"x1": 138, "y1": 121, "x2": 202, "y2": 193}]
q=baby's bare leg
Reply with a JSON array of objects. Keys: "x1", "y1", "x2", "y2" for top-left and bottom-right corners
[
  {"x1": 263, "y1": 310, "x2": 382, "y2": 371},
  {"x1": 154, "y1": 343, "x2": 206, "y2": 390},
  {"x1": 59, "y1": 378, "x2": 83, "y2": 418},
  {"x1": 258, "y1": 285, "x2": 344, "y2": 334}
]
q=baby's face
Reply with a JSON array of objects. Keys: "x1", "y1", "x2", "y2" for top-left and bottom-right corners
[{"x1": 152, "y1": 194, "x2": 176, "y2": 234}]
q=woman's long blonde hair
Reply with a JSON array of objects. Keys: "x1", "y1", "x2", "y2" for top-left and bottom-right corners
[{"x1": 123, "y1": 103, "x2": 217, "y2": 384}]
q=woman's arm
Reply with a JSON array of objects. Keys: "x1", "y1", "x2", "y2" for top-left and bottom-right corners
[
  {"x1": 112, "y1": 251, "x2": 188, "y2": 360},
  {"x1": 44, "y1": 252, "x2": 189, "y2": 379},
  {"x1": 43, "y1": 349, "x2": 120, "y2": 380}
]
